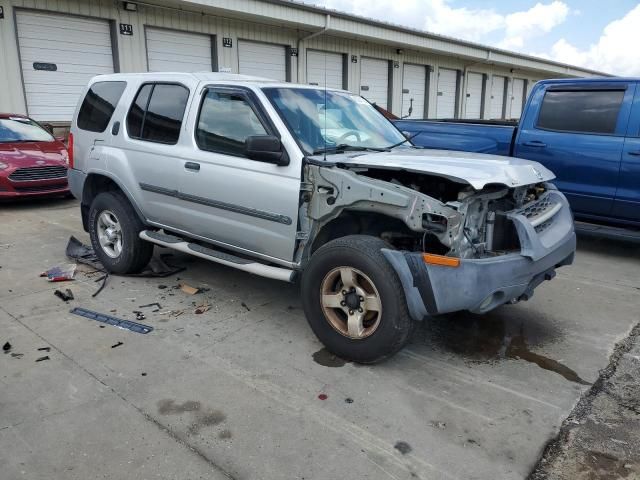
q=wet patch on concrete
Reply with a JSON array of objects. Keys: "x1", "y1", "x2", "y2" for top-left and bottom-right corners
[
  {"x1": 188, "y1": 409, "x2": 226, "y2": 435},
  {"x1": 158, "y1": 399, "x2": 227, "y2": 436},
  {"x1": 158, "y1": 399, "x2": 201, "y2": 415},
  {"x1": 413, "y1": 309, "x2": 590, "y2": 384},
  {"x1": 312, "y1": 348, "x2": 347, "y2": 367},
  {"x1": 394, "y1": 441, "x2": 412, "y2": 455}
]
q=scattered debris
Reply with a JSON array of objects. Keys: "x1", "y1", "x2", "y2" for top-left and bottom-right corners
[
  {"x1": 3, "y1": 342, "x2": 12, "y2": 353},
  {"x1": 141, "y1": 372, "x2": 147, "y2": 376},
  {"x1": 10, "y1": 353, "x2": 24, "y2": 358},
  {"x1": 92, "y1": 273, "x2": 109, "y2": 298},
  {"x1": 318, "y1": 393, "x2": 328, "y2": 400},
  {"x1": 345, "y1": 397, "x2": 354, "y2": 404},
  {"x1": 111, "y1": 341, "x2": 123, "y2": 348},
  {"x1": 429, "y1": 421, "x2": 447, "y2": 430},
  {"x1": 70, "y1": 307, "x2": 153, "y2": 334},
  {"x1": 241, "y1": 302, "x2": 251, "y2": 311},
  {"x1": 132, "y1": 311, "x2": 146, "y2": 321},
  {"x1": 180, "y1": 283, "x2": 200, "y2": 295},
  {"x1": 158, "y1": 285, "x2": 167, "y2": 289},
  {"x1": 41, "y1": 264, "x2": 76, "y2": 282},
  {"x1": 54, "y1": 288, "x2": 74, "y2": 302},
  {"x1": 37, "y1": 347, "x2": 51, "y2": 352},
  {"x1": 194, "y1": 302, "x2": 210, "y2": 314},
  {"x1": 139, "y1": 302, "x2": 161, "y2": 309},
  {"x1": 35, "y1": 356, "x2": 50, "y2": 362}
]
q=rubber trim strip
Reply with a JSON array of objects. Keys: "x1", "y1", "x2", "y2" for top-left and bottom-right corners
[
  {"x1": 139, "y1": 182, "x2": 292, "y2": 225},
  {"x1": 404, "y1": 253, "x2": 438, "y2": 315}
]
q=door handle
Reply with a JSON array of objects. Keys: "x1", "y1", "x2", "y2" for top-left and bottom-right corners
[
  {"x1": 184, "y1": 162, "x2": 200, "y2": 171},
  {"x1": 628, "y1": 150, "x2": 640, "y2": 156},
  {"x1": 523, "y1": 141, "x2": 547, "y2": 148}
]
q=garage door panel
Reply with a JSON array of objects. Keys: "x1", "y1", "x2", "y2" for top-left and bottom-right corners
[
  {"x1": 510, "y1": 78, "x2": 525, "y2": 119},
  {"x1": 360, "y1": 58, "x2": 389, "y2": 109},
  {"x1": 436, "y1": 68, "x2": 457, "y2": 119},
  {"x1": 146, "y1": 28, "x2": 212, "y2": 72},
  {"x1": 402, "y1": 64, "x2": 426, "y2": 119},
  {"x1": 490, "y1": 76, "x2": 506, "y2": 119},
  {"x1": 238, "y1": 41, "x2": 286, "y2": 81},
  {"x1": 16, "y1": 11, "x2": 115, "y2": 122},
  {"x1": 307, "y1": 51, "x2": 343, "y2": 89},
  {"x1": 464, "y1": 72, "x2": 483, "y2": 119}
]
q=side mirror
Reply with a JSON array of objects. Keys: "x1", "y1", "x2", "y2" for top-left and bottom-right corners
[
  {"x1": 245, "y1": 135, "x2": 289, "y2": 166},
  {"x1": 42, "y1": 123, "x2": 54, "y2": 135}
]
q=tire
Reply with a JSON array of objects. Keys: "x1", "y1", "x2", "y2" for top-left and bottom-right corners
[
  {"x1": 301, "y1": 235, "x2": 414, "y2": 363},
  {"x1": 88, "y1": 191, "x2": 153, "y2": 274}
]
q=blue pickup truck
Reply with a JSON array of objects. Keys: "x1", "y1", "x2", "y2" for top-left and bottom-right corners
[{"x1": 395, "y1": 78, "x2": 640, "y2": 229}]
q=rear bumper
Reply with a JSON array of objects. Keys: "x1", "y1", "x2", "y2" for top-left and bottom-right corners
[{"x1": 383, "y1": 189, "x2": 577, "y2": 320}]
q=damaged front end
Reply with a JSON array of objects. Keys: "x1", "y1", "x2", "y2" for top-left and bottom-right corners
[{"x1": 298, "y1": 161, "x2": 576, "y2": 320}]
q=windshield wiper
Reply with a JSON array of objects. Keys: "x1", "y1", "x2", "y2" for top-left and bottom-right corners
[
  {"x1": 385, "y1": 131, "x2": 423, "y2": 150},
  {"x1": 312, "y1": 144, "x2": 388, "y2": 155}
]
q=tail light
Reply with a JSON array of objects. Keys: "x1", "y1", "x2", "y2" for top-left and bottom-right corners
[{"x1": 67, "y1": 132, "x2": 74, "y2": 169}]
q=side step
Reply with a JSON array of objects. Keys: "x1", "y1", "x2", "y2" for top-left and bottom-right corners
[
  {"x1": 575, "y1": 221, "x2": 640, "y2": 243},
  {"x1": 140, "y1": 230, "x2": 295, "y2": 282}
]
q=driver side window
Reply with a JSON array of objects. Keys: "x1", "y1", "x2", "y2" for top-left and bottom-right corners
[{"x1": 195, "y1": 90, "x2": 267, "y2": 157}]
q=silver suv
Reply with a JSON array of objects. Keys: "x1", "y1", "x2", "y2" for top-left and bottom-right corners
[{"x1": 69, "y1": 73, "x2": 576, "y2": 363}]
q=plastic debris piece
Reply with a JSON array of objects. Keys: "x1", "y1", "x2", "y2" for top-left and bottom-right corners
[
  {"x1": 180, "y1": 284, "x2": 200, "y2": 295},
  {"x1": 92, "y1": 274, "x2": 108, "y2": 298},
  {"x1": 54, "y1": 289, "x2": 74, "y2": 302},
  {"x1": 139, "y1": 302, "x2": 161, "y2": 309},
  {"x1": 69, "y1": 307, "x2": 153, "y2": 334},
  {"x1": 241, "y1": 302, "x2": 251, "y2": 311},
  {"x1": 37, "y1": 347, "x2": 51, "y2": 352},
  {"x1": 41, "y1": 264, "x2": 76, "y2": 282},
  {"x1": 10, "y1": 353, "x2": 24, "y2": 358},
  {"x1": 35, "y1": 356, "x2": 50, "y2": 362},
  {"x1": 111, "y1": 342, "x2": 123, "y2": 348},
  {"x1": 194, "y1": 302, "x2": 210, "y2": 314},
  {"x1": 3, "y1": 342, "x2": 11, "y2": 352}
]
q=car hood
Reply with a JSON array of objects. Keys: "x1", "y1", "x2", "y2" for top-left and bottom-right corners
[
  {"x1": 312, "y1": 148, "x2": 555, "y2": 190},
  {"x1": 0, "y1": 141, "x2": 68, "y2": 167}
]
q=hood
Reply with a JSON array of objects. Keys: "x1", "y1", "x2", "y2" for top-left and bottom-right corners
[
  {"x1": 0, "y1": 141, "x2": 68, "y2": 167},
  {"x1": 314, "y1": 148, "x2": 555, "y2": 190}
]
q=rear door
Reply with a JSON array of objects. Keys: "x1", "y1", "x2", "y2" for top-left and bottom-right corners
[
  {"x1": 359, "y1": 58, "x2": 390, "y2": 109},
  {"x1": 435, "y1": 68, "x2": 458, "y2": 119},
  {"x1": 307, "y1": 50, "x2": 344, "y2": 89},
  {"x1": 464, "y1": 72, "x2": 484, "y2": 119},
  {"x1": 614, "y1": 83, "x2": 640, "y2": 221},
  {"x1": 515, "y1": 82, "x2": 634, "y2": 217},
  {"x1": 238, "y1": 41, "x2": 287, "y2": 81},
  {"x1": 401, "y1": 64, "x2": 427, "y2": 119}
]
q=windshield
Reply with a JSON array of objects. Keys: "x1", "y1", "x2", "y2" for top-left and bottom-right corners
[
  {"x1": 263, "y1": 87, "x2": 406, "y2": 155},
  {"x1": 0, "y1": 117, "x2": 54, "y2": 143}
]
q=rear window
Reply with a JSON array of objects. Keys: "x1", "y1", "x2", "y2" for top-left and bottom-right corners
[
  {"x1": 536, "y1": 90, "x2": 624, "y2": 135},
  {"x1": 126, "y1": 83, "x2": 189, "y2": 145},
  {"x1": 77, "y1": 81, "x2": 127, "y2": 132}
]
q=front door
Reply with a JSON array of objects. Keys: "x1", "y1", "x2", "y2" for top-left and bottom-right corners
[
  {"x1": 178, "y1": 87, "x2": 301, "y2": 263},
  {"x1": 515, "y1": 83, "x2": 633, "y2": 217}
]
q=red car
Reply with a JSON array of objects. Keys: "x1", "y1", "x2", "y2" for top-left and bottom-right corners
[{"x1": 0, "y1": 114, "x2": 70, "y2": 199}]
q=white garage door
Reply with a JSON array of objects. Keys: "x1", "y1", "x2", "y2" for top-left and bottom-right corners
[
  {"x1": 510, "y1": 78, "x2": 526, "y2": 119},
  {"x1": 146, "y1": 28, "x2": 212, "y2": 72},
  {"x1": 436, "y1": 68, "x2": 458, "y2": 119},
  {"x1": 307, "y1": 51, "x2": 343, "y2": 89},
  {"x1": 16, "y1": 11, "x2": 114, "y2": 122},
  {"x1": 360, "y1": 58, "x2": 389, "y2": 109},
  {"x1": 464, "y1": 72, "x2": 484, "y2": 119},
  {"x1": 238, "y1": 41, "x2": 287, "y2": 82},
  {"x1": 490, "y1": 75, "x2": 506, "y2": 119},
  {"x1": 401, "y1": 64, "x2": 427, "y2": 119}
]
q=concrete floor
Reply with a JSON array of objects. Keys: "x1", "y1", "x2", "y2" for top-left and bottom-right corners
[{"x1": 1, "y1": 198, "x2": 638, "y2": 480}]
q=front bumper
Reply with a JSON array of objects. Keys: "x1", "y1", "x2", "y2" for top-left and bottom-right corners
[
  {"x1": 383, "y1": 189, "x2": 577, "y2": 320},
  {"x1": 0, "y1": 174, "x2": 69, "y2": 198}
]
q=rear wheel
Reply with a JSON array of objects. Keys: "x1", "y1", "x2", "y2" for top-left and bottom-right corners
[
  {"x1": 88, "y1": 191, "x2": 153, "y2": 274},
  {"x1": 301, "y1": 235, "x2": 414, "y2": 363}
]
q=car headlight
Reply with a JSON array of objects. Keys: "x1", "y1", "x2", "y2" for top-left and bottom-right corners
[{"x1": 0, "y1": 162, "x2": 8, "y2": 170}]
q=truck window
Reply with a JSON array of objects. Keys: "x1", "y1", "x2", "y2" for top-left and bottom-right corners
[
  {"x1": 77, "y1": 81, "x2": 126, "y2": 133},
  {"x1": 126, "y1": 83, "x2": 189, "y2": 145},
  {"x1": 195, "y1": 90, "x2": 267, "y2": 157},
  {"x1": 536, "y1": 90, "x2": 624, "y2": 135}
]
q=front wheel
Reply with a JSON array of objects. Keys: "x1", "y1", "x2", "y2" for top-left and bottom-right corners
[
  {"x1": 301, "y1": 235, "x2": 414, "y2": 363},
  {"x1": 88, "y1": 191, "x2": 153, "y2": 274}
]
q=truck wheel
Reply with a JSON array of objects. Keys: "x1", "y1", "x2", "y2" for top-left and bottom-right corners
[
  {"x1": 88, "y1": 191, "x2": 153, "y2": 274},
  {"x1": 301, "y1": 235, "x2": 414, "y2": 363}
]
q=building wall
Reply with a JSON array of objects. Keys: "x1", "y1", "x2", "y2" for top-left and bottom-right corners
[{"x1": 0, "y1": 0, "x2": 588, "y2": 123}]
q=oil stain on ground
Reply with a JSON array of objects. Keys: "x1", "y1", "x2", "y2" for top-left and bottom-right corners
[
  {"x1": 413, "y1": 308, "x2": 590, "y2": 385},
  {"x1": 312, "y1": 347, "x2": 348, "y2": 367},
  {"x1": 157, "y1": 399, "x2": 227, "y2": 436}
]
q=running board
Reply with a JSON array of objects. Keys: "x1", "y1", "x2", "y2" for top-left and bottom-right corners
[
  {"x1": 139, "y1": 230, "x2": 295, "y2": 282},
  {"x1": 575, "y1": 222, "x2": 640, "y2": 243}
]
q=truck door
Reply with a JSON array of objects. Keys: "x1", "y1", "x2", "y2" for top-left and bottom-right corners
[
  {"x1": 515, "y1": 82, "x2": 633, "y2": 217},
  {"x1": 614, "y1": 83, "x2": 640, "y2": 222}
]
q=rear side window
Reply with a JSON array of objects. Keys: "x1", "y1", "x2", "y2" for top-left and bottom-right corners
[
  {"x1": 126, "y1": 83, "x2": 189, "y2": 144},
  {"x1": 77, "y1": 81, "x2": 127, "y2": 132},
  {"x1": 537, "y1": 90, "x2": 624, "y2": 135},
  {"x1": 195, "y1": 90, "x2": 267, "y2": 157}
]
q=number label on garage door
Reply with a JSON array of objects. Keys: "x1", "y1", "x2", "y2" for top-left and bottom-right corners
[{"x1": 119, "y1": 23, "x2": 133, "y2": 36}]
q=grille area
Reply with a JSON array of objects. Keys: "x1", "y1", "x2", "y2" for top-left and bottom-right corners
[
  {"x1": 518, "y1": 195, "x2": 553, "y2": 220},
  {"x1": 14, "y1": 182, "x2": 67, "y2": 193},
  {"x1": 8, "y1": 166, "x2": 67, "y2": 182}
]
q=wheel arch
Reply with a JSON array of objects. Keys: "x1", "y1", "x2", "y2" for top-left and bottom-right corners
[{"x1": 81, "y1": 173, "x2": 146, "y2": 231}]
